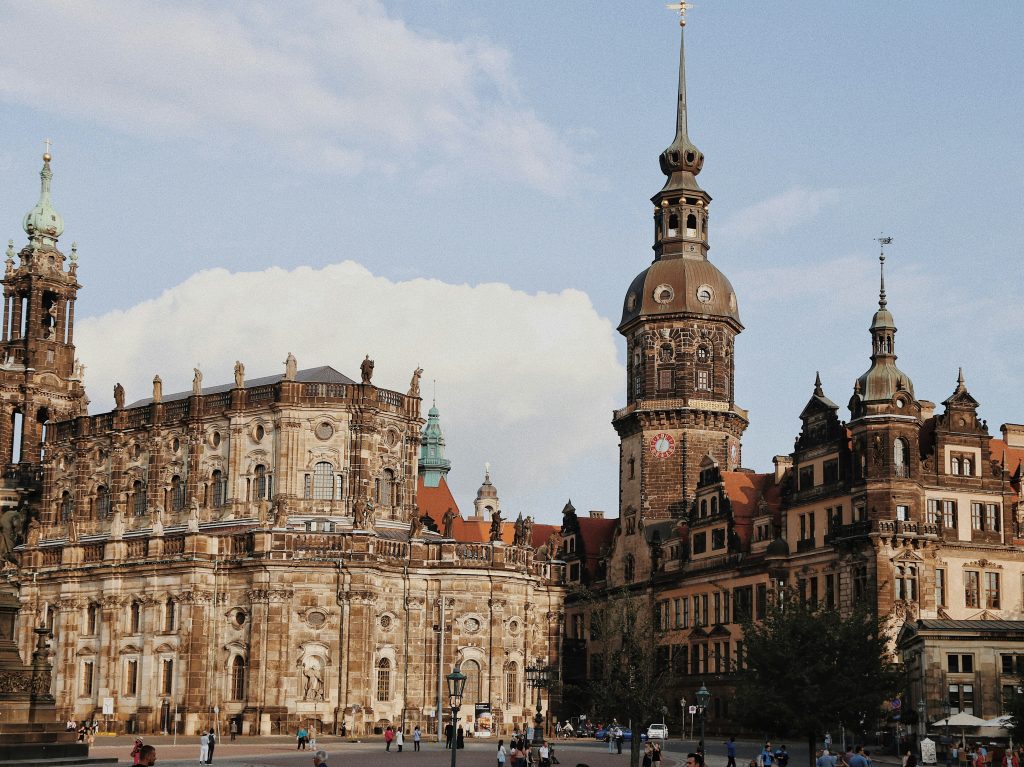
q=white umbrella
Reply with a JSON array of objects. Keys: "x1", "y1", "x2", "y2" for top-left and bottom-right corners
[
  {"x1": 931, "y1": 713, "x2": 987, "y2": 746},
  {"x1": 979, "y1": 715, "x2": 1012, "y2": 729}
]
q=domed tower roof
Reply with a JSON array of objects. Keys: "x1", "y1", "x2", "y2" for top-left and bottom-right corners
[
  {"x1": 476, "y1": 464, "x2": 498, "y2": 501},
  {"x1": 22, "y1": 150, "x2": 64, "y2": 249},
  {"x1": 852, "y1": 244, "x2": 915, "y2": 408},
  {"x1": 620, "y1": 257, "x2": 741, "y2": 331}
]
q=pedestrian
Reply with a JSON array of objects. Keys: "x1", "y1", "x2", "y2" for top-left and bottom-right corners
[
  {"x1": 131, "y1": 738, "x2": 145, "y2": 765},
  {"x1": 445, "y1": 723, "x2": 455, "y2": 749},
  {"x1": 229, "y1": 719, "x2": 238, "y2": 742},
  {"x1": 457, "y1": 725, "x2": 465, "y2": 750},
  {"x1": 652, "y1": 740, "x2": 662, "y2": 767},
  {"x1": 385, "y1": 725, "x2": 395, "y2": 751},
  {"x1": 759, "y1": 743, "x2": 775, "y2": 767},
  {"x1": 297, "y1": 726, "x2": 308, "y2": 750},
  {"x1": 541, "y1": 741, "x2": 552, "y2": 767},
  {"x1": 137, "y1": 745, "x2": 157, "y2": 767},
  {"x1": 904, "y1": 749, "x2": 917, "y2": 767},
  {"x1": 313, "y1": 749, "x2": 330, "y2": 767},
  {"x1": 206, "y1": 729, "x2": 216, "y2": 764},
  {"x1": 199, "y1": 730, "x2": 209, "y2": 764},
  {"x1": 414, "y1": 726, "x2": 421, "y2": 752},
  {"x1": 606, "y1": 728, "x2": 615, "y2": 754},
  {"x1": 848, "y1": 747, "x2": 867, "y2": 767},
  {"x1": 643, "y1": 743, "x2": 653, "y2": 767},
  {"x1": 341, "y1": 723, "x2": 347, "y2": 738},
  {"x1": 614, "y1": 726, "x2": 624, "y2": 755},
  {"x1": 498, "y1": 739, "x2": 508, "y2": 767},
  {"x1": 397, "y1": 729, "x2": 404, "y2": 753},
  {"x1": 309, "y1": 727, "x2": 317, "y2": 751},
  {"x1": 723, "y1": 737, "x2": 737, "y2": 767},
  {"x1": 775, "y1": 745, "x2": 789, "y2": 767}
]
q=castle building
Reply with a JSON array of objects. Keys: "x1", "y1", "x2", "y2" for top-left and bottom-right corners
[
  {"x1": 564, "y1": 14, "x2": 1024, "y2": 731},
  {"x1": 1, "y1": 157, "x2": 566, "y2": 736}
]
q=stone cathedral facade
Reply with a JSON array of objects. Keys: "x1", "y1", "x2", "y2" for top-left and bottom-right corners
[{"x1": 0, "y1": 154, "x2": 566, "y2": 736}]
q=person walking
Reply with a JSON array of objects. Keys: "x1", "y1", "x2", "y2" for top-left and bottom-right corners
[
  {"x1": 759, "y1": 743, "x2": 775, "y2": 767},
  {"x1": 643, "y1": 743, "x2": 653, "y2": 767},
  {"x1": 396, "y1": 729, "x2": 404, "y2": 753},
  {"x1": 229, "y1": 720, "x2": 238, "y2": 742},
  {"x1": 614, "y1": 726, "x2": 624, "y2": 755},
  {"x1": 607, "y1": 727, "x2": 615, "y2": 754},
  {"x1": 131, "y1": 738, "x2": 145, "y2": 765},
  {"x1": 652, "y1": 740, "x2": 662, "y2": 767},
  {"x1": 445, "y1": 723, "x2": 455, "y2": 749},
  {"x1": 199, "y1": 730, "x2": 209, "y2": 764},
  {"x1": 413, "y1": 726, "x2": 421, "y2": 752},
  {"x1": 456, "y1": 725, "x2": 465, "y2": 749},
  {"x1": 775, "y1": 745, "x2": 789, "y2": 767},
  {"x1": 725, "y1": 737, "x2": 737, "y2": 767},
  {"x1": 205, "y1": 729, "x2": 216, "y2": 764},
  {"x1": 385, "y1": 726, "x2": 395, "y2": 751},
  {"x1": 541, "y1": 741, "x2": 552, "y2": 767},
  {"x1": 297, "y1": 726, "x2": 308, "y2": 750},
  {"x1": 498, "y1": 739, "x2": 507, "y2": 767}
]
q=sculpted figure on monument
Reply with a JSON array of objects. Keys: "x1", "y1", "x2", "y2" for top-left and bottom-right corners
[
  {"x1": 234, "y1": 361, "x2": 245, "y2": 389},
  {"x1": 152, "y1": 375, "x2": 163, "y2": 403},
  {"x1": 489, "y1": 508, "x2": 503, "y2": 542},
  {"x1": 360, "y1": 355, "x2": 374, "y2": 384},
  {"x1": 408, "y1": 367, "x2": 423, "y2": 397},
  {"x1": 192, "y1": 367, "x2": 203, "y2": 395},
  {"x1": 284, "y1": 352, "x2": 297, "y2": 381},
  {"x1": 113, "y1": 383, "x2": 125, "y2": 410},
  {"x1": 301, "y1": 658, "x2": 325, "y2": 701},
  {"x1": 442, "y1": 508, "x2": 456, "y2": 538},
  {"x1": 0, "y1": 507, "x2": 23, "y2": 563}
]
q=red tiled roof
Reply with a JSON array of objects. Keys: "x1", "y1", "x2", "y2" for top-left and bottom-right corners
[
  {"x1": 991, "y1": 439, "x2": 1024, "y2": 492},
  {"x1": 721, "y1": 471, "x2": 781, "y2": 551},
  {"x1": 416, "y1": 476, "x2": 460, "y2": 522},
  {"x1": 574, "y1": 516, "x2": 618, "y2": 581}
]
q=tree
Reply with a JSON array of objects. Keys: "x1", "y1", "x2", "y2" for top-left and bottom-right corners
[
  {"x1": 574, "y1": 587, "x2": 671, "y2": 767},
  {"x1": 732, "y1": 590, "x2": 900, "y2": 767}
]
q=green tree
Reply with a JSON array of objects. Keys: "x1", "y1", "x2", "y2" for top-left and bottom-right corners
[
  {"x1": 732, "y1": 590, "x2": 900, "y2": 767},
  {"x1": 575, "y1": 587, "x2": 670, "y2": 767}
]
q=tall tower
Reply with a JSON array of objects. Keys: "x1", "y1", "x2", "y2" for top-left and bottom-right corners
[
  {"x1": 614, "y1": 16, "x2": 748, "y2": 520},
  {"x1": 419, "y1": 400, "x2": 452, "y2": 487},
  {"x1": 0, "y1": 151, "x2": 85, "y2": 471}
]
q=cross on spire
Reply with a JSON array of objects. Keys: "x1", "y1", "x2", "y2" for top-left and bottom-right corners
[
  {"x1": 666, "y1": 1, "x2": 696, "y2": 26},
  {"x1": 43, "y1": 138, "x2": 52, "y2": 160}
]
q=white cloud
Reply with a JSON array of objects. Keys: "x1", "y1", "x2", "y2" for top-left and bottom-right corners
[
  {"x1": 718, "y1": 187, "x2": 842, "y2": 243},
  {"x1": 74, "y1": 261, "x2": 622, "y2": 517},
  {"x1": 0, "y1": 0, "x2": 581, "y2": 193}
]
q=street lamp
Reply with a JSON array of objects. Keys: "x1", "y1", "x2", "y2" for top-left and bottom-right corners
[
  {"x1": 526, "y1": 662, "x2": 552, "y2": 747},
  {"x1": 680, "y1": 698, "x2": 686, "y2": 741},
  {"x1": 695, "y1": 683, "x2": 711, "y2": 756},
  {"x1": 447, "y1": 663, "x2": 467, "y2": 767}
]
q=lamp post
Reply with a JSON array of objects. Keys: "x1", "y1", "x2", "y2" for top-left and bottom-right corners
[
  {"x1": 942, "y1": 701, "x2": 950, "y2": 748},
  {"x1": 680, "y1": 698, "x2": 686, "y2": 741},
  {"x1": 696, "y1": 683, "x2": 710, "y2": 755},
  {"x1": 447, "y1": 664, "x2": 467, "y2": 767},
  {"x1": 525, "y1": 662, "x2": 552, "y2": 747}
]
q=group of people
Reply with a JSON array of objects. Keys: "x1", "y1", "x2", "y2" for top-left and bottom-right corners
[
  {"x1": 129, "y1": 740, "x2": 157, "y2": 766},
  {"x1": 605, "y1": 725, "x2": 626, "y2": 754},
  {"x1": 496, "y1": 736, "x2": 558, "y2": 767},
  {"x1": 813, "y1": 743, "x2": 872, "y2": 767},
  {"x1": 444, "y1": 723, "x2": 466, "y2": 749},
  {"x1": 296, "y1": 726, "x2": 316, "y2": 750},
  {"x1": 198, "y1": 728, "x2": 217, "y2": 763},
  {"x1": 949, "y1": 742, "x2": 1024, "y2": 767}
]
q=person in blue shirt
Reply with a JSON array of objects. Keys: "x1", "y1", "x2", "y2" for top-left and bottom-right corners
[
  {"x1": 775, "y1": 745, "x2": 789, "y2": 767},
  {"x1": 759, "y1": 744, "x2": 774, "y2": 767},
  {"x1": 724, "y1": 737, "x2": 737, "y2": 767},
  {"x1": 848, "y1": 745, "x2": 869, "y2": 767}
]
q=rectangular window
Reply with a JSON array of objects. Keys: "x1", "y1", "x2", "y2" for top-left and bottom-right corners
[
  {"x1": 971, "y1": 502, "x2": 984, "y2": 531},
  {"x1": 673, "y1": 645, "x2": 688, "y2": 674},
  {"x1": 927, "y1": 499, "x2": 941, "y2": 525},
  {"x1": 855, "y1": 504, "x2": 867, "y2": 522},
  {"x1": 701, "y1": 594, "x2": 708, "y2": 626},
  {"x1": 809, "y1": 512, "x2": 816, "y2": 540},
  {"x1": 896, "y1": 504, "x2": 910, "y2": 522},
  {"x1": 659, "y1": 370, "x2": 673, "y2": 390},
  {"x1": 986, "y1": 572, "x2": 1001, "y2": 609},
  {"x1": 700, "y1": 642, "x2": 709, "y2": 674},
  {"x1": 799, "y1": 465, "x2": 814, "y2": 490},
  {"x1": 690, "y1": 645, "x2": 699, "y2": 675},
  {"x1": 735, "y1": 641, "x2": 744, "y2": 671},
  {"x1": 692, "y1": 532, "x2": 707, "y2": 554},
  {"x1": 942, "y1": 500, "x2": 957, "y2": 528},
  {"x1": 733, "y1": 585, "x2": 753, "y2": 622},
  {"x1": 674, "y1": 598, "x2": 682, "y2": 629},
  {"x1": 161, "y1": 659, "x2": 174, "y2": 695},
  {"x1": 810, "y1": 576, "x2": 819, "y2": 606},
  {"x1": 825, "y1": 574, "x2": 835, "y2": 609},
  {"x1": 697, "y1": 370, "x2": 710, "y2": 390},
  {"x1": 936, "y1": 569, "x2": 946, "y2": 607},
  {"x1": 987, "y1": 504, "x2": 1001, "y2": 532},
  {"x1": 822, "y1": 459, "x2": 839, "y2": 485},
  {"x1": 755, "y1": 584, "x2": 767, "y2": 620},
  {"x1": 965, "y1": 571, "x2": 980, "y2": 608},
  {"x1": 711, "y1": 528, "x2": 726, "y2": 550},
  {"x1": 692, "y1": 595, "x2": 701, "y2": 627},
  {"x1": 948, "y1": 654, "x2": 960, "y2": 673},
  {"x1": 722, "y1": 591, "x2": 730, "y2": 624},
  {"x1": 124, "y1": 659, "x2": 138, "y2": 696},
  {"x1": 590, "y1": 653, "x2": 604, "y2": 677},
  {"x1": 81, "y1": 660, "x2": 94, "y2": 696},
  {"x1": 681, "y1": 598, "x2": 689, "y2": 629},
  {"x1": 713, "y1": 592, "x2": 721, "y2": 624},
  {"x1": 799, "y1": 514, "x2": 806, "y2": 540}
]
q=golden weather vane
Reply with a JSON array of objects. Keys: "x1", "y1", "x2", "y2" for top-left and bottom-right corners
[{"x1": 666, "y1": 1, "x2": 696, "y2": 26}]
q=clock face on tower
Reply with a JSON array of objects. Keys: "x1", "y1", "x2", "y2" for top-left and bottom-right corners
[{"x1": 650, "y1": 432, "x2": 676, "y2": 458}]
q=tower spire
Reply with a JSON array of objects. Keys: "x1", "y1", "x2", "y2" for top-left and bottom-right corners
[
  {"x1": 657, "y1": 7, "x2": 705, "y2": 195},
  {"x1": 22, "y1": 148, "x2": 64, "y2": 249},
  {"x1": 877, "y1": 235, "x2": 891, "y2": 309}
]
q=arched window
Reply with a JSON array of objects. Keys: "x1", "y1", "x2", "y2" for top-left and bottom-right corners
[
  {"x1": 164, "y1": 599, "x2": 176, "y2": 633},
  {"x1": 376, "y1": 658, "x2": 391, "y2": 701},
  {"x1": 60, "y1": 491, "x2": 73, "y2": 522},
  {"x1": 86, "y1": 603, "x2": 99, "y2": 635},
  {"x1": 504, "y1": 661, "x2": 519, "y2": 705},
  {"x1": 95, "y1": 485, "x2": 110, "y2": 519},
  {"x1": 893, "y1": 438, "x2": 909, "y2": 477},
  {"x1": 700, "y1": 499, "x2": 707, "y2": 518},
  {"x1": 668, "y1": 213, "x2": 679, "y2": 236},
  {"x1": 312, "y1": 462, "x2": 335, "y2": 500},
  {"x1": 132, "y1": 480, "x2": 147, "y2": 517},
  {"x1": 711, "y1": 496, "x2": 719, "y2": 515},
  {"x1": 685, "y1": 213, "x2": 698, "y2": 237},
  {"x1": 624, "y1": 554, "x2": 635, "y2": 584},
  {"x1": 230, "y1": 655, "x2": 246, "y2": 701},
  {"x1": 963, "y1": 458, "x2": 973, "y2": 476},
  {"x1": 254, "y1": 464, "x2": 270, "y2": 500},
  {"x1": 170, "y1": 475, "x2": 184, "y2": 512},
  {"x1": 377, "y1": 469, "x2": 395, "y2": 506},
  {"x1": 950, "y1": 457, "x2": 961, "y2": 475},
  {"x1": 212, "y1": 470, "x2": 227, "y2": 507},
  {"x1": 129, "y1": 600, "x2": 142, "y2": 634},
  {"x1": 462, "y1": 660, "x2": 481, "y2": 705}
]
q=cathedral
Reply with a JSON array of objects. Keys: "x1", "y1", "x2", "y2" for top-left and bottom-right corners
[{"x1": 1, "y1": 12, "x2": 1022, "y2": 740}]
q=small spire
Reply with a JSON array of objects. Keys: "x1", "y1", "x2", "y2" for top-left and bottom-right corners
[
  {"x1": 22, "y1": 148, "x2": 64, "y2": 247},
  {"x1": 956, "y1": 367, "x2": 966, "y2": 391},
  {"x1": 70, "y1": 241, "x2": 78, "y2": 262},
  {"x1": 876, "y1": 235, "x2": 892, "y2": 309},
  {"x1": 813, "y1": 371, "x2": 824, "y2": 397},
  {"x1": 484, "y1": 462, "x2": 491, "y2": 482},
  {"x1": 657, "y1": 6, "x2": 705, "y2": 192}
]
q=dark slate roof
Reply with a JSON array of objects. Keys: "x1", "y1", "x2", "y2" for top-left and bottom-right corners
[
  {"x1": 914, "y1": 620, "x2": 1024, "y2": 632},
  {"x1": 127, "y1": 366, "x2": 357, "y2": 407}
]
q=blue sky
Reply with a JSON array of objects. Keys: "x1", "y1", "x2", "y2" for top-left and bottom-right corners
[{"x1": 0, "y1": 1, "x2": 1020, "y2": 522}]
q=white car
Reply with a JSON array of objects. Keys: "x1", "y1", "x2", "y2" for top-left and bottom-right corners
[{"x1": 647, "y1": 724, "x2": 668, "y2": 740}]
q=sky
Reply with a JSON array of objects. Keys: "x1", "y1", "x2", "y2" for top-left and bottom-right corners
[{"x1": 0, "y1": 1, "x2": 1021, "y2": 524}]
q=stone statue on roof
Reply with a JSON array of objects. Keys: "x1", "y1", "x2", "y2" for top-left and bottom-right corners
[
  {"x1": 522, "y1": 515, "x2": 533, "y2": 546},
  {"x1": 234, "y1": 361, "x2": 245, "y2": 389},
  {"x1": 513, "y1": 513, "x2": 525, "y2": 545},
  {"x1": 489, "y1": 507, "x2": 503, "y2": 542},
  {"x1": 192, "y1": 367, "x2": 203, "y2": 395},
  {"x1": 152, "y1": 375, "x2": 163, "y2": 403},
  {"x1": 257, "y1": 498, "x2": 271, "y2": 527},
  {"x1": 187, "y1": 498, "x2": 200, "y2": 533},
  {"x1": 360, "y1": 355, "x2": 374, "y2": 385},
  {"x1": 284, "y1": 352, "x2": 297, "y2": 381},
  {"x1": 409, "y1": 513, "x2": 423, "y2": 539},
  {"x1": 274, "y1": 499, "x2": 290, "y2": 529},
  {"x1": 442, "y1": 508, "x2": 456, "y2": 538},
  {"x1": 546, "y1": 530, "x2": 563, "y2": 560},
  {"x1": 113, "y1": 383, "x2": 125, "y2": 410},
  {"x1": 408, "y1": 367, "x2": 423, "y2": 397}
]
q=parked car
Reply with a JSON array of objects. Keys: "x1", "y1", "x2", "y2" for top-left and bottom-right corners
[
  {"x1": 646, "y1": 723, "x2": 669, "y2": 740},
  {"x1": 595, "y1": 727, "x2": 638, "y2": 741}
]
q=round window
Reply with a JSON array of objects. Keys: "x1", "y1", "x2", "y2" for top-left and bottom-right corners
[
  {"x1": 315, "y1": 422, "x2": 334, "y2": 440},
  {"x1": 233, "y1": 609, "x2": 247, "y2": 628},
  {"x1": 307, "y1": 610, "x2": 327, "y2": 629},
  {"x1": 211, "y1": 431, "x2": 221, "y2": 448},
  {"x1": 653, "y1": 284, "x2": 674, "y2": 305},
  {"x1": 171, "y1": 437, "x2": 180, "y2": 453},
  {"x1": 379, "y1": 614, "x2": 393, "y2": 630},
  {"x1": 254, "y1": 424, "x2": 265, "y2": 442}
]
